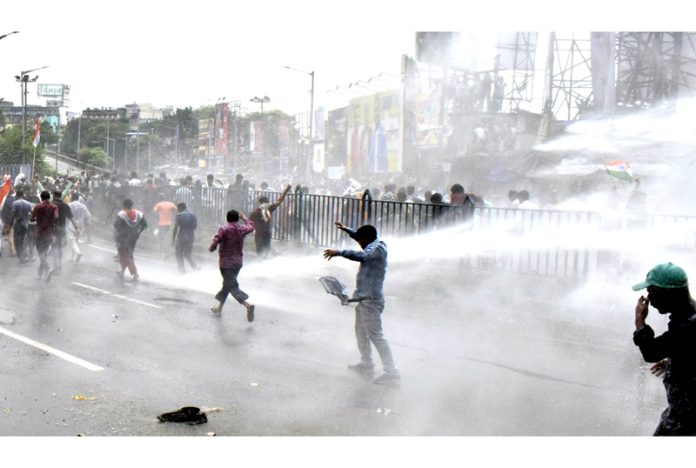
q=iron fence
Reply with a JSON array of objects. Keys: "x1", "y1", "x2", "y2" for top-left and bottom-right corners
[{"x1": 91, "y1": 184, "x2": 696, "y2": 279}]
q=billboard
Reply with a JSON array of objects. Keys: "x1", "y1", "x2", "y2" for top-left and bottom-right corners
[
  {"x1": 414, "y1": 87, "x2": 447, "y2": 148},
  {"x1": 346, "y1": 90, "x2": 402, "y2": 174},
  {"x1": 198, "y1": 118, "x2": 214, "y2": 156},
  {"x1": 214, "y1": 103, "x2": 229, "y2": 157},
  {"x1": 326, "y1": 107, "x2": 347, "y2": 169},
  {"x1": 249, "y1": 121, "x2": 263, "y2": 153},
  {"x1": 37, "y1": 84, "x2": 68, "y2": 97}
]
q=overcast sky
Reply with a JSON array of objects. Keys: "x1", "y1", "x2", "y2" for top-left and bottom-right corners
[{"x1": 0, "y1": 0, "x2": 686, "y2": 117}]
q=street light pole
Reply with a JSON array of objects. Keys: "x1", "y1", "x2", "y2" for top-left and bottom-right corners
[
  {"x1": 250, "y1": 96, "x2": 271, "y2": 155},
  {"x1": 14, "y1": 65, "x2": 49, "y2": 155},
  {"x1": 148, "y1": 128, "x2": 152, "y2": 174},
  {"x1": 282, "y1": 66, "x2": 315, "y2": 174},
  {"x1": 0, "y1": 31, "x2": 19, "y2": 41}
]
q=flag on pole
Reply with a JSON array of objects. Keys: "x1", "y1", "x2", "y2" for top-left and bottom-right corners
[
  {"x1": 605, "y1": 160, "x2": 634, "y2": 182},
  {"x1": 32, "y1": 116, "x2": 41, "y2": 147}
]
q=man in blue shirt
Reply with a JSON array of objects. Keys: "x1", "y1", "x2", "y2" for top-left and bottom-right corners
[
  {"x1": 172, "y1": 202, "x2": 199, "y2": 273},
  {"x1": 11, "y1": 190, "x2": 33, "y2": 263},
  {"x1": 323, "y1": 222, "x2": 400, "y2": 385}
]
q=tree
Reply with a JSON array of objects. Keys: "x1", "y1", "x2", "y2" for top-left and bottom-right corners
[
  {"x1": 76, "y1": 146, "x2": 108, "y2": 168},
  {"x1": 0, "y1": 126, "x2": 45, "y2": 167}
]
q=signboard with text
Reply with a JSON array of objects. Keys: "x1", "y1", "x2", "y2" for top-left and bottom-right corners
[{"x1": 37, "y1": 84, "x2": 69, "y2": 97}]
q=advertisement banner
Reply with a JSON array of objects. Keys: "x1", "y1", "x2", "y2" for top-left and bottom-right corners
[
  {"x1": 278, "y1": 120, "x2": 290, "y2": 172},
  {"x1": 312, "y1": 143, "x2": 325, "y2": 173},
  {"x1": 214, "y1": 103, "x2": 229, "y2": 157},
  {"x1": 346, "y1": 90, "x2": 402, "y2": 174},
  {"x1": 414, "y1": 87, "x2": 445, "y2": 148},
  {"x1": 249, "y1": 121, "x2": 263, "y2": 153},
  {"x1": 198, "y1": 118, "x2": 214, "y2": 156},
  {"x1": 326, "y1": 107, "x2": 347, "y2": 168},
  {"x1": 314, "y1": 106, "x2": 325, "y2": 141},
  {"x1": 37, "y1": 84, "x2": 67, "y2": 97}
]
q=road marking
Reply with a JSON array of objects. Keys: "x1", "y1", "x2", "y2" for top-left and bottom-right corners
[
  {"x1": 72, "y1": 282, "x2": 163, "y2": 309},
  {"x1": 0, "y1": 326, "x2": 104, "y2": 371},
  {"x1": 87, "y1": 243, "x2": 117, "y2": 254}
]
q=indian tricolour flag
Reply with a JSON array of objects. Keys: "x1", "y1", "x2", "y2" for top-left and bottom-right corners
[
  {"x1": 32, "y1": 116, "x2": 40, "y2": 147},
  {"x1": 605, "y1": 160, "x2": 634, "y2": 182}
]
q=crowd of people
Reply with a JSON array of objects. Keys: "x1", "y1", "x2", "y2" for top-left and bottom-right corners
[{"x1": 1, "y1": 164, "x2": 694, "y2": 431}]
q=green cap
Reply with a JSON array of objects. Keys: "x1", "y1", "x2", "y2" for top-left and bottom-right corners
[{"x1": 632, "y1": 262, "x2": 689, "y2": 291}]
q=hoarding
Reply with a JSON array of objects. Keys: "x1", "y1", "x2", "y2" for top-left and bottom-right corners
[
  {"x1": 37, "y1": 84, "x2": 68, "y2": 97},
  {"x1": 214, "y1": 103, "x2": 229, "y2": 157},
  {"x1": 346, "y1": 90, "x2": 402, "y2": 174},
  {"x1": 326, "y1": 107, "x2": 347, "y2": 168},
  {"x1": 249, "y1": 121, "x2": 263, "y2": 153},
  {"x1": 198, "y1": 118, "x2": 214, "y2": 156}
]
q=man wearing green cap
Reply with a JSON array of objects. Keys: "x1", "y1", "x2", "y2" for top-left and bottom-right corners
[{"x1": 632, "y1": 262, "x2": 696, "y2": 435}]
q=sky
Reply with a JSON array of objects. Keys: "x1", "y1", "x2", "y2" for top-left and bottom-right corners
[{"x1": 0, "y1": 0, "x2": 689, "y2": 118}]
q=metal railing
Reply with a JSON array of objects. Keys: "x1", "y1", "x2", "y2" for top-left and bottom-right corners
[
  {"x1": 0, "y1": 164, "x2": 32, "y2": 180},
  {"x1": 91, "y1": 184, "x2": 696, "y2": 279}
]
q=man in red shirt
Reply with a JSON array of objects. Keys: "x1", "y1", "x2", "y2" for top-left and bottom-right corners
[
  {"x1": 209, "y1": 209, "x2": 255, "y2": 321},
  {"x1": 30, "y1": 190, "x2": 59, "y2": 281}
]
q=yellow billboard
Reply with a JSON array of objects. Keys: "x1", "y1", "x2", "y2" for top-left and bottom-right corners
[{"x1": 346, "y1": 90, "x2": 401, "y2": 173}]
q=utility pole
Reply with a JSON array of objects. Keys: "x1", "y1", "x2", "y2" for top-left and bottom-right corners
[
  {"x1": 282, "y1": 66, "x2": 314, "y2": 176},
  {"x1": 15, "y1": 65, "x2": 48, "y2": 159},
  {"x1": 76, "y1": 115, "x2": 81, "y2": 153},
  {"x1": 148, "y1": 128, "x2": 152, "y2": 174},
  {"x1": 136, "y1": 131, "x2": 140, "y2": 174}
]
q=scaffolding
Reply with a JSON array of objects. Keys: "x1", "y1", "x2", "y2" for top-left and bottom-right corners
[
  {"x1": 548, "y1": 33, "x2": 594, "y2": 121},
  {"x1": 615, "y1": 32, "x2": 696, "y2": 109}
]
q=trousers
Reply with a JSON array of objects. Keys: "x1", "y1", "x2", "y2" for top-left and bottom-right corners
[
  {"x1": 354, "y1": 300, "x2": 398, "y2": 375},
  {"x1": 215, "y1": 265, "x2": 249, "y2": 305}
]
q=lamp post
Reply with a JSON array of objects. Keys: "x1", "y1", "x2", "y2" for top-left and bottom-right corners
[
  {"x1": 14, "y1": 65, "x2": 49, "y2": 158},
  {"x1": 283, "y1": 65, "x2": 314, "y2": 175},
  {"x1": 0, "y1": 31, "x2": 19, "y2": 41},
  {"x1": 125, "y1": 130, "x2": 148, "y2": 174},
  {"x1": 250, "y1": 95, "x2": 270, "y2": 114},
  {"x1": 250, "y1": 96, "x2": 270, "y2": 155}
]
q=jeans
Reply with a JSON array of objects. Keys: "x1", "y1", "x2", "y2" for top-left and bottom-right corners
[
  {"x1": 13, "y1": 223, "x2": 28, "y2": 261},
  {"x1": 52, "y1": 226, "x2": 67, "y2": 271},
  {"x1": 175, "y1": 239, "x2": 198, "y2": 271},
  {"x1": 117, "y1": 244, "x2": 138, "y2": 276},
  {"x1": 354, "y1": 300, "x2": 398, "y2": 375},
  {"x1": 255, "y1": 232, "x2": 272, "y2": 258},
  {"x1": 215, "y1": 265, "x2": 249, "y2": 305},
  {"x1": 35, "y1": 236, "x2": 53, "y2": 276}
]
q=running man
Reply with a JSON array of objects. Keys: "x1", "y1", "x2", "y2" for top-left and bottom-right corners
[{"x1": 209, "y1": 210, "x2": 255, "y2": 322}]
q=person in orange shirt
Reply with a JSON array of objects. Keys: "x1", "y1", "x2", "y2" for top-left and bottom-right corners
[{"x1": 152, "y1": 193, "x2": 177, "y2": 257}]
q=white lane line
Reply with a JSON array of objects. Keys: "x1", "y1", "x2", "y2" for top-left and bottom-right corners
[
  {"x1": 0, "y1": 326, "x2": 104, "y2": 371},
  {"x1": 72, "y1": 282, "x2": 163, "y2": 309},
  {"x1": 87, "y1": 243, "x2": 117, "y2": 254}
]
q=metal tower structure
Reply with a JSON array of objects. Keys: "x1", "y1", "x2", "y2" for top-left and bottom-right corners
[
  {"x1": 498, "y1": 32, "x2": 538, "y2": 113},
  {"x1": 615, "y1": 32, "x2": 696, "y2": 109},
  {"x1": 547, "y1": 33, "x2": 594, "y2": 121}
]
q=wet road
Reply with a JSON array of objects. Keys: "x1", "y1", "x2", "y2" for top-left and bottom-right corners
[{"x1": 0, "y1": 230, "x2": 667, "y2": 436}]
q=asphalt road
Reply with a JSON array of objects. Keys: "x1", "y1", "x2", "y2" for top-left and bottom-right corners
[{"x1": 0, "y1": 227, "x2": 668, "y2": 436}]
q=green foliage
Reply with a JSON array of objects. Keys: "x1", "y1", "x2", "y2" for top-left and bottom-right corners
[
  {"x1": 62, "y1": 118, "x2": 130, "y2": 155},
  {"x1": 77, "y1": 146, "x2": 108, "y2": 168},
  {"x1": 0, "y1": 126, "x2": 44, "y2": 166},
  {"x1": 40, "y1": 121, "x2": 58, "y2": 145}
]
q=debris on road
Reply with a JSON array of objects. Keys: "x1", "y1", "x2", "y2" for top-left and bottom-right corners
[
  {"x1": 200, "y1": 406, "x2": 223, "y2": 413},
  {"x1": 72, "y1": 395, "x2": 97, "y2": 401},
  {"x1": 157, "y1": 406, "x2": 207, "y2": 425}
]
